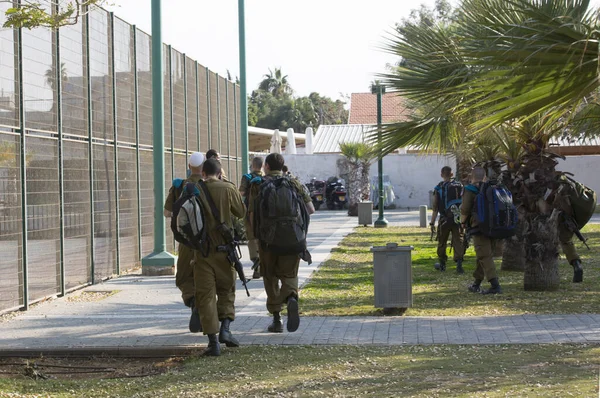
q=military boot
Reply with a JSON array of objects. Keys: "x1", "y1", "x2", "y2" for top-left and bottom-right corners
[
  {"x1": 286, "y1": 296, "x2": 300, "y2": 333},
  {"x1": 188, "y1": 300, "x2": 202, "y2": 333},
  {"x1": 434, "y1": 261, "x2": 446, "y2": 272},
  {"x1": 481, "y1": 278, "x2": 502, "y2": 295},
  {"x1": 267, "y1": 311, "x2": 283, "y2": 333},
  {"x1": 218, "y1": 318, "x2": 240, "y2": 347},
  {"x1": 203, "y1": 334, "x2": 221, "y2": 357},
  {"x1": 456, "y1": 260, "x2": 464, "y2": 274},
  {"x1": 468, "y1": 279, "x2": 482, "y2": 293},
  {"x1": 252, "y1": 258, "x2": 261, "y2": 279},
  {"x1": 571, "y1": 259, "x2": 583, "y2": 283}
]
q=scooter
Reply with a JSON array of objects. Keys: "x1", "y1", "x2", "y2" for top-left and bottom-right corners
[
  {"x1": 306, "y1": 177, "x2": 325, "y2": 211},
  {"x1": 325, "y1": 177, "x2": 347, "y2": 210}
]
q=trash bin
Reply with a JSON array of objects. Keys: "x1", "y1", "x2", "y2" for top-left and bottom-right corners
[
  {"x1": 371, "y1": 243, "x2": 413, "y2": 311},
  {"x1": 358, "y1": 201, "x2": 373, "y2": 226}
]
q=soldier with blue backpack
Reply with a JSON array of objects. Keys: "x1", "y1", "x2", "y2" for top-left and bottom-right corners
[
  {"x1": 164, "y1": 151, "x2": 205, "y2": 334},
  {"x1": 239, "y1": 157, "x2": 264, "y2": 279},
  {"x1": 431, "y1": 166, "x2": 465, "y2": 273},
  {"x1": 461, "y1": 166, "x2": 517, "y2": 294},
  {"x1": 249, "y1": 153, "x2": 315, "y2": 333}
]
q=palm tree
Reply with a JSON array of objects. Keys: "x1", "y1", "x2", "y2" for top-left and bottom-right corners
[
  {"x1": 340, "y1": 142, "x2": 375, "y2": 216},
  {"x1": 375, "y1": 0, "x2": 595, "y2": 291},
  {"x1": 258, "y1": 68, "x2": 292, "y2": 99},
  {"x1": 45, "y1": 62, "x2": 68, "y2": 115}
]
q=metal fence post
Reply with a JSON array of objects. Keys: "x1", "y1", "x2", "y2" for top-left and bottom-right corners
[
  {"x1": 168, "y1": 45, "x2": 175, "y2": 185},
  {"x1": 234, "y1": 87, "x2": 239, "y2": 182},
  {"x1": 225, "y1": 81, "x2": 231, "y2": 176},
  {"x1": 216, "y1": 73, "x2": 221, "y2": 154},
  {"x1": 16, "y1": 0, "x2": 28, "y2": 310},
  {"x1": 133, "y1": 26, "x2": 142, "y2": 264},
  {"x1": 206, "y1": 66, "x2": 211, "y2": 147},
  {"x1": 110, "y1": 12, "x2": 121, "y2": 275},
  {"x1": 54, "y1": 2, "x2": 66, "y2": 296},
  {"x1": 195, "y1": 61, "x2": 200, "y2": 151},
  {"x1": 85, "y1": 10, "x2": 96, "y2": 283},
  {"x1": 183, "y1": 53, "x2": 188, "y2": 158}
]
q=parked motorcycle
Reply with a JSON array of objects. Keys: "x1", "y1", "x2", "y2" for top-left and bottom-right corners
[
  {"x1": 306, "y1": 177, "x2": 326, "y2": 211},
  {"x1": 325, "y1": 177, "x2": 347, "y2": 210}
]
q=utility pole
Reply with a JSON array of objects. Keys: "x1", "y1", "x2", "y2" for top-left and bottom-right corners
[
  {"x1": 373, "y1": 84, "x2": 388, "y2": 228},
  {"x1": 238, "y1": 0, "x2": 249, "y2": 172}
]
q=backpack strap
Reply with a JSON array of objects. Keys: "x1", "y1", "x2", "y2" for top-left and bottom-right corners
[
  {"x1": 465, "y1": 184, "x2": 479, "y2": 194},
  {"x1": 173, "y1": 178, "x2": 184, "y2": 189},
  {"x1": 198, "y1": 181, "x2": 221, "y2": 222}
]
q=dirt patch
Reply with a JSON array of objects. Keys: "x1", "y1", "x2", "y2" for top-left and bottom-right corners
[
  {"x1": 66, "y1": 290, "x2": 119, "y2": 303},
  {"x1": 0, "y1": 356, "x2": 185, "y2": 380}
]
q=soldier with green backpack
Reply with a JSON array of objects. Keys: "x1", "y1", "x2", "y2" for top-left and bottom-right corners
[
  {"x1": 239, "y1": 156, "x2": 264, "y2": 279},
  {"x1": 248, "y1": 153, "x2": 315, "y2": 333},
  {"x1": 552, "y1": 175, "x2": 597, "y2": 283}
]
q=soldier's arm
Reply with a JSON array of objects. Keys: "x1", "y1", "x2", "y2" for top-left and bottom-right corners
[
  {"x1": 230, "y1": 185, "x2": 246, "y2": 219},
  {"x1": 295, "y1": 180, "x2": 315, "y2": 215},
  {"x1": 163, "y1": 186, "x2": 176, "y2": 218},
  {"x1": 431, "y1": 191, "x2": 439, "y2": 225},
  {"x1": 461, "y1": 190, "x2": 474, "y2": 225}
]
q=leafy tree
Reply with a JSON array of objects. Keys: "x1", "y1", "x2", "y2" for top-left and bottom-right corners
[
  {"x1": 3, "y1": 0, "x2": 106, "y2": 29},
  {"x1": 258, "y1": 67, "x2": 292, "y2": 99}
]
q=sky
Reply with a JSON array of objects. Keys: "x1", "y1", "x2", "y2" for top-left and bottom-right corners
[{"x1": 105, "y1": 0, "x2": 451, "y2": 102}]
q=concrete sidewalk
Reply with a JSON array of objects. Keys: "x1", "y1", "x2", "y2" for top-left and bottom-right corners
[{"x1": 1, "y1": 210, "x2": 599, "y2": 354}]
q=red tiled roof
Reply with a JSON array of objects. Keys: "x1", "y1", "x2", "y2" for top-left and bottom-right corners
[{"x1": 348, "y1": 92, "x2": 411, "y2": 124}]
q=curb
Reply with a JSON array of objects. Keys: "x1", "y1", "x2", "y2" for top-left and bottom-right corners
[{"x1": 0, "y1": 346, "x2": 205, "y2": 358}]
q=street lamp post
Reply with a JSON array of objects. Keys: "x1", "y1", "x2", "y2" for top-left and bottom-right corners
[
  {"x1": 141, "y1": 0, "x2": 176, "y2": 274},
  {"x1": 238, "y1": 0, "x2": 249, "y2": 173},
  {"x1": 372, "y1": 84, "x2": 388, "y2": 228}
]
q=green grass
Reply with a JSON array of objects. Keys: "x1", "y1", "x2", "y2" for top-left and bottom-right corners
[
  {"x1": 301, "y1": 225, "x2": 600, "y2": 317},
  {"x1": 0, "y1": 345, "x2": 598, "y2": 397}
]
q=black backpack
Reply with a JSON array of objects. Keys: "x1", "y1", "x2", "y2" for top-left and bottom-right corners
[
  {"x1": 170, "y1": 182, "x2": 208, "y2": 253},
  {"x1": 254, "y1": 176, "x2": 309, "y2": 255},
  {"x1": 434, "y1": 179, "x2": 463, "y2": 225},
  {"x1": 471, "y1": 180, "x2": 518, "y2": 239}
]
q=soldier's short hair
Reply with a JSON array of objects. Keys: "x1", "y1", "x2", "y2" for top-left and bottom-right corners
[
  {"x1": 203, "y1": 158, "x2": 222, "y2": 176},
  {"x1": 252, "y1": 156, "x2": 263, "y2": 169},
  {"x1": 265, "y1": 153, "x2": 284, "y2": 171},
  {"x1": 441, "y1": 166, "x2": 452, "y2": 177},
  {"x1": 206, "y1": 149, "x2": 219, "y2": 159},
  {"x1": 472, "y1": 166, "x2": 486, "y2": 182}
]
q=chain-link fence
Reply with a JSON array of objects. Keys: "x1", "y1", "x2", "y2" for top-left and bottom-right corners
[{"x1": 0, "y1": 4, "x2": 242, "y2": 312}]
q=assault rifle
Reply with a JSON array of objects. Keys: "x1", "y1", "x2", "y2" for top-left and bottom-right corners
[{"x1": 562, "y1": 212, "x2": 590, "y2": 250}]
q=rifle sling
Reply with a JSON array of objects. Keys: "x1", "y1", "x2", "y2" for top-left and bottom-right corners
[{"x1": 198, "y1": 180, "x2": 221, "y2": 222}]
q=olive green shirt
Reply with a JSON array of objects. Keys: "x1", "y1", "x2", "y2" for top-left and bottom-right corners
[
  {"x1": 198, "y1": 177, "x2": 246, "y2": 249},
  {"x1": 239, "y1": 171, "x2": 263, "y2": 199},
  {"x1": 460, "y1": 183, "x2": 480, "y2": 229},
  {"x1": 164, "y1": 174, "x2": 203, "y2": 212}
]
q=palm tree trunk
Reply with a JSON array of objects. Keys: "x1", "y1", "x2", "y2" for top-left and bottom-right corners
[
  {"x1": 347, "y1": 163, "x2": 361, "y2": 216},
  {"x1": 501, "y1": 212, "x2": 526, "y2": 272},
  {"x1": 523, "y1": 210, "x2": 561, "y2": 291}
]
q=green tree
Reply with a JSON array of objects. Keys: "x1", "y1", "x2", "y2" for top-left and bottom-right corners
[
  {"x1": 3, "y1": 0, "x2": 106, "y2": 29},
  {"x1": 258, "y1": 67, "x2": 292, "y2": 99}
]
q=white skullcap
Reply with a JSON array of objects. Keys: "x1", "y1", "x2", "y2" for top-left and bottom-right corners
[{"x1": 189, "y1": 152, "x2": 205, "y2": 167}]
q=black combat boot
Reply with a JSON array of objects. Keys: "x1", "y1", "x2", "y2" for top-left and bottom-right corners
[
  {"x1": 188, "y1": 300, "x2": 202, "y2": 333},
  {"x1": 203, "y1": 334, "x2": 221, "y2": 357},
  {"x1": 218, "y1": 318, "x2": 240, "y2": 347},
  {"x1": 571, "y1": 259, "x2": 583, "y2": 283},
  {"x1": 468, "y1": 279, "x2": 482, "y2": 293},
  {"x1": 267, "y1": 311, "x2": 283, "y2": 333},
  {"x1": 252, "y1": 258, "x2": 261, "y2": 279},
  {"x1": 481, "y1": 278, "x2": 502, "y2": 295},
  {"x1": 434, "y1": 261, "x2": 446, "y2": 272},
  {"x1": 286, "y1": 296, "x2": 300, "y2": 333},
  {"x1": 456, "y1": 260, "x2": 464, "y2": 274}
]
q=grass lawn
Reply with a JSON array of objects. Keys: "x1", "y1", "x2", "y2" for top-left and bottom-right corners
[
  {"x1": 301, "y1": 225, "x2": 600, "y2": 317},
  {"x1": 0, "y1": 344, "x2": 598, "y2": 397}
]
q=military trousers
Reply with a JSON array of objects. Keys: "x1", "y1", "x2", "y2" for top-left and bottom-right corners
[
  {"x1": 472, "y1": 234, "x2": 498, "y2": 282},
  {"x1": 558, "y1": 224, "x2": 580, "y2": 263},
  {"x1": 175, "y1": 244, "x2": 195, "y2": 306},
  {"x1": 193, "y1": 250, "x2": 236, "y2": 335},
  {"x1": 437, "y1": 221, "x2": 464, "y2": 263},
  {"x1": 245, "y1": 220, "x2": 260, "y2": 261},
  {"x1": 259, "y1": 246, "x2": 300, "y2": 314}
]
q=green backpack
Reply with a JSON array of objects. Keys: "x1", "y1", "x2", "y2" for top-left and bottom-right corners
[{"x1": 564, "y1": 176, "x2": 597, "y2": 229}]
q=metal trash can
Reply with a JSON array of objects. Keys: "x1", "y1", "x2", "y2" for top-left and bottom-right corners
[
  {"x1": 371, "y1": 243, "x2": 413, "y2": 311},
  {"x1": 358, "y1": 201, "x2": 373, "y2": 226}
]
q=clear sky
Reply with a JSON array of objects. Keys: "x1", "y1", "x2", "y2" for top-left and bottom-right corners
[
  {"x1": 106, "y1": 0, "x2": 600, "y2": 103},
  {"x1": 105, "y1": 0, "x2": 449, "y2": 102}
]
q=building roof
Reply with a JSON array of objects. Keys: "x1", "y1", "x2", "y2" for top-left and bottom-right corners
[
  {"x1": 248, "y1": 126, "x2": 305, "y2": 152},
  {"x1": 313, "y1": 124, "x2": 375, "y2": 153},
  {"x1": 348, "y1": 92, "x2": 411, "y2": 124}
]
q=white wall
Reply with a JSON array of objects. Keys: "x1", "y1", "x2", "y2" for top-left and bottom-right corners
[
  {"x1": 557, "y1": 155, "x2": 600, "y2": 201},
  {"x1": 283, "y1": 153, "x2": 455, "y2": 208}
]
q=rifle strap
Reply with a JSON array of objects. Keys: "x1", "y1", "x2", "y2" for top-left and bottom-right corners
[{"x1": 198, "y1": 180, "x2": 221, "y2": 222}]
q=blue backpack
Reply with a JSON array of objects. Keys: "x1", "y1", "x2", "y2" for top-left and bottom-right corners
[
  {"x1": 468, "y1": 181, "x2": 517, "y2": 239},
  {"x1": 434, "y1": 179, "x2": 463, "y2": 225}
]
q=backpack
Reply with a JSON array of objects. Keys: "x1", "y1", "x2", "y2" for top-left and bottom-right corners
[
  {"x1": 563, "y1": 176, "x2": 597, "y2": 229},
  {"x1": 472, "y1": 181, "x2": 518, "y2": 239},
  {"x1": 254, "y1": 175, "x2": 309, "y2": 255},
  {"x1": 434, "y1": 179, "x2": 463, "y2": 225},
  {"x1": 242, "y1": 172, "x2": 263, "y2": 206},
  {"x1": 170, "y1": 182, "x2": 208, "y2": 253}
]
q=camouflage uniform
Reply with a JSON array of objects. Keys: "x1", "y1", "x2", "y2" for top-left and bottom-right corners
[
  {"x1": 432, "y1": 183, "x2": 464, "y2": 264},
  {"x1": 239, "y1": 171, "x2": 264, "y2": 264}
]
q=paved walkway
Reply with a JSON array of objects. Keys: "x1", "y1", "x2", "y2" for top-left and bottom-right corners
[{"x1": 1, "y1": 210, "x2": 599, "y2": 354}]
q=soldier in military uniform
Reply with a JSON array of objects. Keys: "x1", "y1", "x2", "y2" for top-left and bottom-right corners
[
  {"x1": 461, "y1": 167, "x2": 502, "y2": 294},
  {"x1": 239, "y1": 156, "x2": 264, "y2": 279},
  {"x1": 206, "y1": 149, "x2": 227, "y2": 181},
  {"x1": 163, "y1": 151, "x2": 204, "y2": 333},
  {"x1": 194, "y1": 158, "x2": 246, "y2": 356},
  {"x1": 248, "y1": 154, "x2": 315, "y2": 334}
]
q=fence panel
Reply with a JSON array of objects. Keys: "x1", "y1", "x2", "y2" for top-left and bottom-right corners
[
  {"x1": 92, "y1": 142, "x2": 116, "y2": 280},
  {"x1": 209, "y1": 71, "x2": 219, "y2": 151},
  {"x1": 117, "y1": 146, "x2": 138, "y2": 271},
  {"x1": 163, "y1": 44, "x2": 171, "y2": 150},
  {"x1": 171, "y1": 49, "x2": 186, "y2": 152},
  {"x1": 185, "y1": 57, "x2": 198, "y2": 152},
  {"x1": 0, "y1": 132, "x2": 22, "y2": 310},
  {"x1": 0, "y1": 4, "x2": 18, "y2": 129},
  {"x1": 197, "y1": 65, "x2": 209, "y2": 151},
  {"x1": 136, "y1": 31, "x2": 152, "y2": 147},
  {"x1": 139, "y1": 149, "x2": 154, "y2": 257}
]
